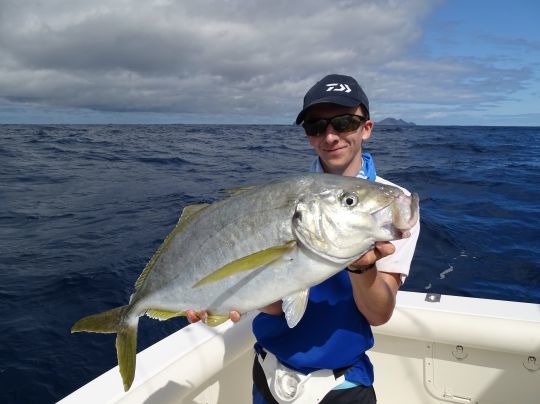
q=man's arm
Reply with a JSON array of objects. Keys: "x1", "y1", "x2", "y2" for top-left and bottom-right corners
[{"x1": 347, "y1": 241, "x2": 401, "y2": 326}]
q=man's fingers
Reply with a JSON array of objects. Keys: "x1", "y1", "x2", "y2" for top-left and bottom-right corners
[
  {"x1": 350, "y1": 242, "x2": 396, "y2": 267},
  {"x1": 229, "y1": 310, "x2": 241, "y2": 323},
  {"x1": 187, "y1": 309, "x2": 241, "y2": 323},
  {"x1": 373, "y1": 241, "x2": 395, "y2": 260},
  {"x1": 186, "y1": 309, "x2": 199, "y2": 323},
  {"x1": 186, "y1": 309, "x2": 207, "y2": 323}
]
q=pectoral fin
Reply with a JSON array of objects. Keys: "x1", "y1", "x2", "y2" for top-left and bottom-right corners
[
  {"x1": 282, "y1": 288, "x2": 309, "y2": 328},
  {"x1": 192, "y1": 240, "x2": 296, "y2": 288}
]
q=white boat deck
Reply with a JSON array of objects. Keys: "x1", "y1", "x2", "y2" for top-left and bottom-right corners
[{"x1": 59, "y1": 291, "x2": 540, "y2": 403}]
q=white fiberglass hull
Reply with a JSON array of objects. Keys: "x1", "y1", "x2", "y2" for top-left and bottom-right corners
[{"x1": 59, "y1": 291, "x2": 540, "y2": 404}]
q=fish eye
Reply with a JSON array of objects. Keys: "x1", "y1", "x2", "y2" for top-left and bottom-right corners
[{"x1": 341, "y1": 192, "x2": 358, "y2": 208}]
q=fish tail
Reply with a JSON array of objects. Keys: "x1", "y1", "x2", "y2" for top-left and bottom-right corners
[
  {"x1": 116, "y1": 323, "x2": 138, "y2": 391},
  {"x1": 71, "y1": 305, "x2": 139, "y2": 391},
  {"x1": 71, "y1": 305, "x2": 128, "y2": 333}
]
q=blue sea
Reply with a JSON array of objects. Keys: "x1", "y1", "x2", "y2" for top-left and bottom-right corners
[{"x1": 1, "y1": 124, "x2": 539, "y2": 403}]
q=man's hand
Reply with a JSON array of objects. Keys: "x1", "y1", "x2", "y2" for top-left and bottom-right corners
[
  {"x1": 186, "y1": 309, "x2": 241, "y2": 324},
  {"x1": 348, "y1": 241, "x2": 395, "y2": 270}
]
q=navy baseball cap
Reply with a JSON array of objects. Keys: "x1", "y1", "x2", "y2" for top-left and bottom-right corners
[{"x1": 295, "y1": 74, "x2": 370, "y2": 124}]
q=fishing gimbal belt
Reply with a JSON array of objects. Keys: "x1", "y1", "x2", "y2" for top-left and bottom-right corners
[{"x1": 253, "y1": 349, "x2": 350, "y2": 404}]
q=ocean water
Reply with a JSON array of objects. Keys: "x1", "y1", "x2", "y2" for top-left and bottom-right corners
[{"x1": 1, "y1": 124, "x2": 539, "y2": 403}]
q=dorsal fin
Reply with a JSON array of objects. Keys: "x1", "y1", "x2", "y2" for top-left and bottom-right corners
[
  {"x1": 177, "y1": 203, "x2": 210, "y2": 223},
  {"x1": 134, "y1": 203, "x2": 210, "y2": 291},
  {"x1": 222, "y1": 186, "x2": 256, "y2": 196}
]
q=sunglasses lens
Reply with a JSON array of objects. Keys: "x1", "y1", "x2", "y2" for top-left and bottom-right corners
[
  {"x1": 303, "y1": 119, "x2": 327, "y2": 136},
  {"x1": 330, "y1": 115, "x2": 362, "y2": 132}
]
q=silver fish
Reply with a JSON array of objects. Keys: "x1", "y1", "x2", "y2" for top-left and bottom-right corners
[{"x1": 72, "y1": 173, "x2": 419, "y2": 391}]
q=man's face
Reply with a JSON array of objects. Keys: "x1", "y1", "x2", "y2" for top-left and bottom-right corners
[{"x1": 304, "y1": 103, "x2": 373, "y2": 176}]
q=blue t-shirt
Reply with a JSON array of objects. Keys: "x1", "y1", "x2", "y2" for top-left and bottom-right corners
[{"x1": 252, "y1": 153, "x2": 377, "y2": 386}]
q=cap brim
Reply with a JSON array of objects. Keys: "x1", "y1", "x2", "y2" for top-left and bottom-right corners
[{"x1": 295, "y1": 96, "x2": 362, "y2": 124}]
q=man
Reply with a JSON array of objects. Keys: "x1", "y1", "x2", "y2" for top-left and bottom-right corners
[{"x1": 189, "y1": 74, "x2": 420, "y2": 404}]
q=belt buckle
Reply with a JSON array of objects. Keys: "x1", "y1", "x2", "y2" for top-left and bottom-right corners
[{"x1": 274, "y1": 367, "x2": 305, "y2": 401}]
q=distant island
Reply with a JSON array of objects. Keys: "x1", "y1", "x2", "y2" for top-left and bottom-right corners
[{"x1": 377, "y1": 117, "x2": 416, "y2": 126}]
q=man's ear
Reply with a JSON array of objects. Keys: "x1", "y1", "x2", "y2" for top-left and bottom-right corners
[{"x1": 361, "y1": 120, "x2": 373, "y2": 140}]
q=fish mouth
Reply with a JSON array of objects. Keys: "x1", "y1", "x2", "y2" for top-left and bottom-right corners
[
  {"x1": 372, "y1": 192, "x2": 419, "y2": 238},
  {"x1": 395, "y1": 192, "x2": 419, "y2": 230}
]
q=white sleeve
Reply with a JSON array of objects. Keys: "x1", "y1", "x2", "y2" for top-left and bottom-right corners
[{"x1": 373, "y1": 176, "x2": 421, "y2": 282}]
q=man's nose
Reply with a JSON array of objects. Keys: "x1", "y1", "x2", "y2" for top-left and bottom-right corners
[{"x1": 322, "y1": 123, "x2": 340, "y2": 141}]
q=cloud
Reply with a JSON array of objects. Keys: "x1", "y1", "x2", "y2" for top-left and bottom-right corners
[
  {"x1": 371, "y1": 57, "x2": 532, "y2": 106},
  {"x1": 0, "y1": 0, "x2": 433, "y2": 119},
  {"x1": 0, "y1": 0, "x2": 536, "y2": 124}
]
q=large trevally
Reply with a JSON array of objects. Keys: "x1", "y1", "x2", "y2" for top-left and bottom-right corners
[{"x1": 72, "y1": 173, "x2": 419, "y2": 391}]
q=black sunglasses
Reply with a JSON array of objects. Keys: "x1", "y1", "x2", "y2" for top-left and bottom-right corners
[{"x1": 302, "y1": 114, "x2": 367, "y2": 137}]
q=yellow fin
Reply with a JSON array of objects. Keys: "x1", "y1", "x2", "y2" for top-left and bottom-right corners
[
  {"x1": 116, "y1": 325, "x2": 137, "y2": 391},
  {"x1": 206, "y1": 315, "x2": 230, "y2": 327},
  {"x1": 71, "y1": 306, "x2": 139, "y2": 392},
  {"x1": 146, "y1": 309, "x2": 186, "y2": 321},
  {"x1": 71, "y1": 305, "x2": 128, "y2": 334},
  {"x1": 135, "y1": 203, "x2": 210, "y2": 291},
  {"x1": 193, "y1": 240, "x2": 296, "y2": 288}
]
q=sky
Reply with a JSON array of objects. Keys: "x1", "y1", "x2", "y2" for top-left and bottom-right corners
[{"x1": 0, "y1": 0, "x2": 538, "y2": 126}]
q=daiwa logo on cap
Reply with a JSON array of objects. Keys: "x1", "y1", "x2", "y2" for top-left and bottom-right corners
[{"x1": 325, "y1": 83, "x2": 351, "y2": 93}]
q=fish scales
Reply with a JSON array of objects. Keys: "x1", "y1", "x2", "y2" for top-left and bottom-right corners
[
  {"x1": 136, "y1": 181, "x2": 305, "y2": 314},
  {"x1": 137, "y1": 181, "x2": 300, "y2": 308},
  {"x1": 71, "y1": 173, "x2": 419, "y2": 391}
]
